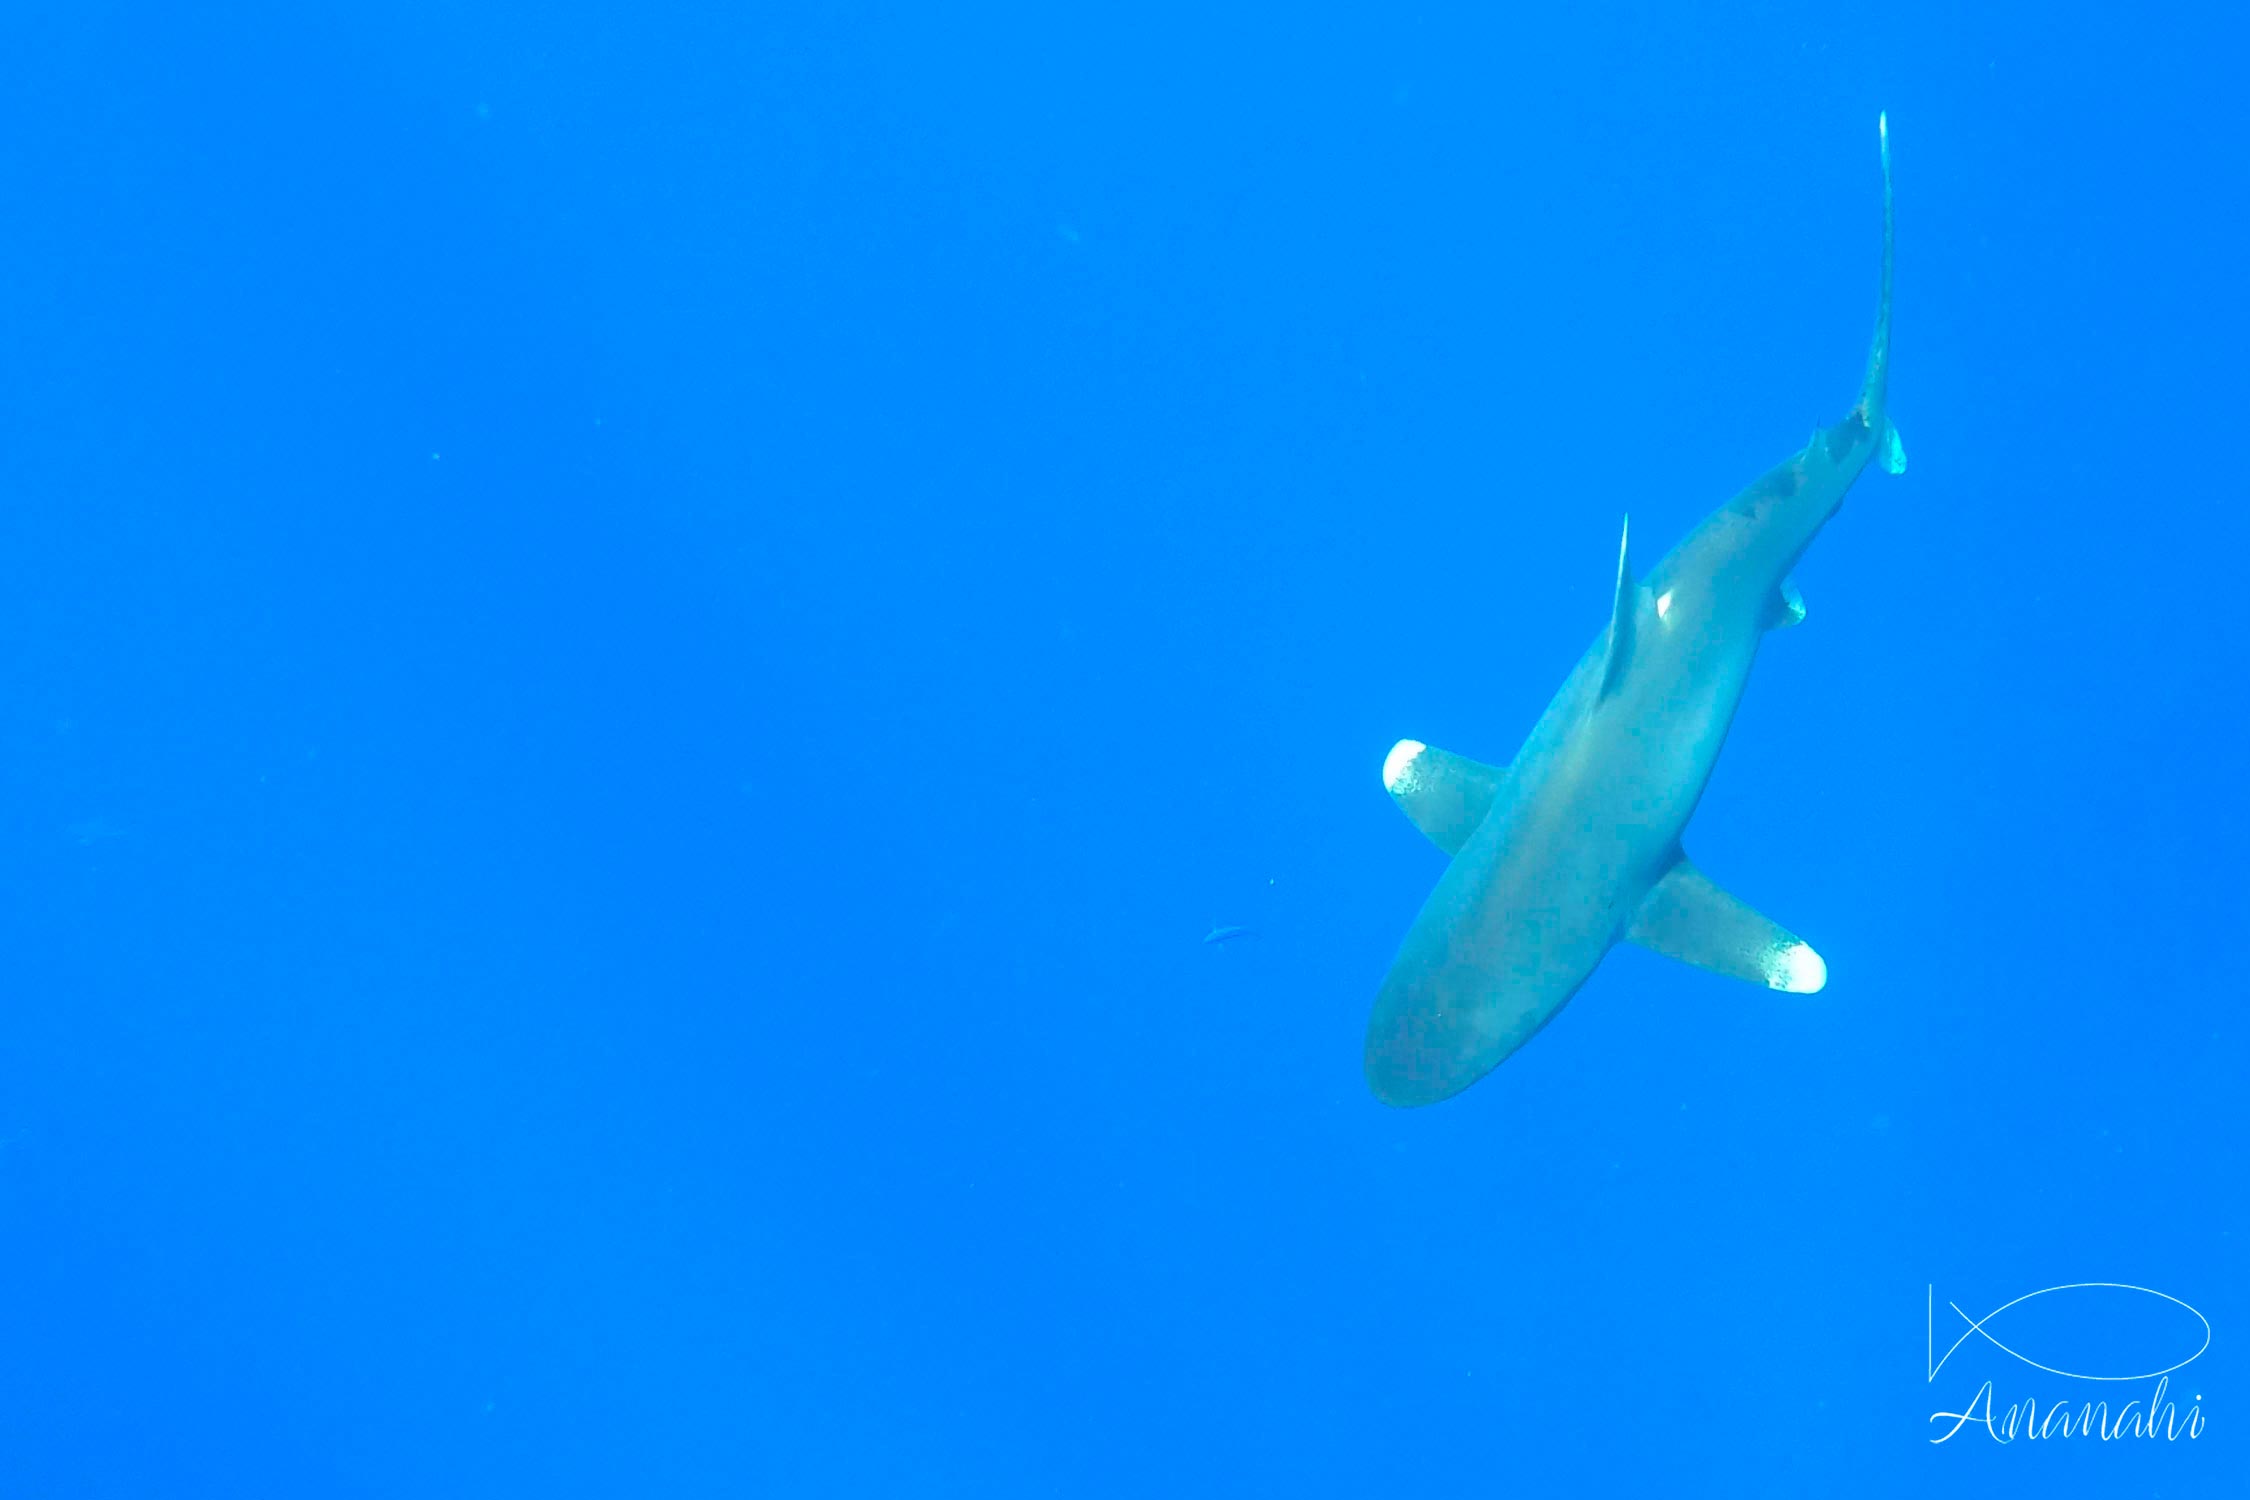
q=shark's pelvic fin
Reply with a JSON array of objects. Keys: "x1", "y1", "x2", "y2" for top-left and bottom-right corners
[
  {"x1": 1625, "y1": 856, "x2": 1827, "y2": 994},
  {"x1": 1878, "y1": 422, "x2": 1908, "y2": 475},
  {"x1": 1598, "y1": 515, "x2": 1637, "y2": 701},
  {"x1": 1382, "y1": 739, "x2": 1505, "y2": 857},
  {"x1": 1764, "y1": 577, "x2": 1807, "y2": 630}
]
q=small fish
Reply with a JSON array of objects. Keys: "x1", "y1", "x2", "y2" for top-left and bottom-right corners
[{"x1": 1202, "y1": 924, "x2": 1255, "y2": 945}]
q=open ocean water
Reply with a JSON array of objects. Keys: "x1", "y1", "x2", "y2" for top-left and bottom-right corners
[{"x1": 0, "y1": 3, "x2": 2241, "y2": 1496}]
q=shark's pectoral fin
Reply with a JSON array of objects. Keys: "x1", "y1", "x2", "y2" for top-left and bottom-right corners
[
  {"x1": 1381, "y1": 739, "x2": 1506, "y2": 857},
  {"x1": 1598, "y1": 515, "x2": 1637, "y2": 700},
  {"x1": 1626, "y1": 857, "x2": 1827, "y2": 993},
  {"x1": 1764, "y1": 577, "x2": 1807, "y2": 630},
  {"x1": 1878, "y1": 422, "x2": 1908, "y2": 475}
]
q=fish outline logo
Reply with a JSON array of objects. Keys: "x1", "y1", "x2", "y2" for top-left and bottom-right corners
[{"x1": 1928, "y1": 1283, "x2": 2211, "y2": 1384}]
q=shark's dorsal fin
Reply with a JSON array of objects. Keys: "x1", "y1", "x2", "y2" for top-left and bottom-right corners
[
  {"x1": 1625, "y1": 856, "x2": 1826, "y2": 993},
  {"x1": 1598, "y1": 515, "x2": 1637, "y2": 700},
  {"x1": 1381, "y1": 739, "x2": 1506, "y2": 857},
  {"x1": 1764, "y1": 577, "x2": 1807, "y2": 630}
]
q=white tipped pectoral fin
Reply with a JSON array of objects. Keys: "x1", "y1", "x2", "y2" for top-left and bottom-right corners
[
  {"x1": 1768, "y1": 938, "x2": 1828, "y2": 993},
  {"x1": 1382, "y1": 739, "x2": 1507, "y2": 857},
  {"x1": 1626, "y1": 857, "x2": 1828, "y2": 994}
]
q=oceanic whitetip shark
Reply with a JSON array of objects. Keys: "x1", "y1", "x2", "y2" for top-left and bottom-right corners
[{"x1": 1366, "y1": 116, "x2": 1905, "y2": 1108}]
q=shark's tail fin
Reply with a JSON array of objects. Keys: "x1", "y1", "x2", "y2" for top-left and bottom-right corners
[{"x1": 1858, "y1": 112, "x2": 1907, "y2": 475}]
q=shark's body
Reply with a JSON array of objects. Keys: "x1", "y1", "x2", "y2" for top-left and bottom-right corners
[{"x1": 1365, "y1": 117, "x2": 1904, "y2": 1108}]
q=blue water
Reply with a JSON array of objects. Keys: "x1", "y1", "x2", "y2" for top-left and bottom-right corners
[{"x1": 1, "y1": 4, "x2": 2241, "y2": 1495}]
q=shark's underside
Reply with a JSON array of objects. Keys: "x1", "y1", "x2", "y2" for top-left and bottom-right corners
[{"x1": 1365, "y1": 116, "x2": 1905, "y2": 1107}]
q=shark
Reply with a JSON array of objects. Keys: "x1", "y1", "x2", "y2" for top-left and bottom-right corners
[{"x1": 1365, "y1": 115, "x2": 1905, "y2": 1108}]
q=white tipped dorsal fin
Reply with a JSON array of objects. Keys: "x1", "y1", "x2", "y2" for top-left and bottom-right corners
[
  {"x1": 1381, "y1": 739, "x2": 1507, "y2": 857},
  {"x1": 1598, "y1": 515, "x2": 1637, "y2": 700},
  {"x1": 1626, "y1": 856, "x2": 1827, "y2": 994}
]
